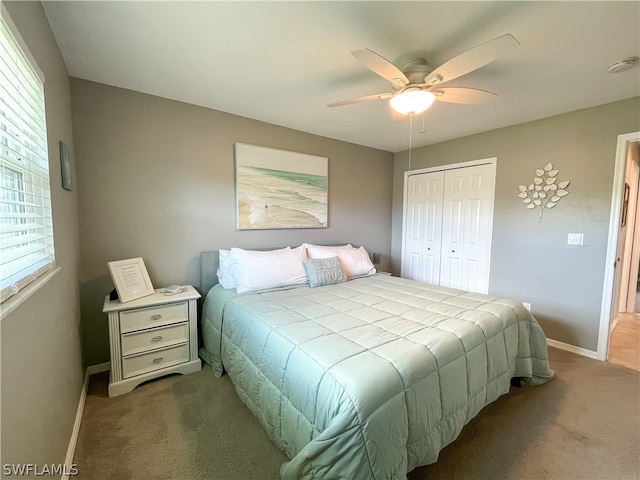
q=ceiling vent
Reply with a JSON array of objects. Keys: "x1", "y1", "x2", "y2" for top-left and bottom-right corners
[{"x1": 607, "y1": 57, "x2": 638, "y2": 74}]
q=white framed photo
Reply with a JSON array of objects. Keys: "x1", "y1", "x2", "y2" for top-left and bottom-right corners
[{"x1": 107, "y1": 257, "x2": 155, "y2": 303}]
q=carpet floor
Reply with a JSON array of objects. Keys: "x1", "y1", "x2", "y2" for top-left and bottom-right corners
[{"x1": 73, "y1": 347, "x2": 639, "y2": 480}]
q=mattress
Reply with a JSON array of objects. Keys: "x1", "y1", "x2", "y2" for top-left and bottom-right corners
[{"x1": 199, "y1": 274, "x2": 554, "y2": 479}]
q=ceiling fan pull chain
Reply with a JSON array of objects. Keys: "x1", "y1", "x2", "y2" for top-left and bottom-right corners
[
  {"x1": 421, "y1": 112, "x2": 426, "y2": 134},
  {"x1": 408, "y1": 113, "x2": 413, "y2": 173}
]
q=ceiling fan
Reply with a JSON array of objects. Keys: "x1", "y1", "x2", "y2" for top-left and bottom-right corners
[{"x1": 328, "y1": 34, "x2": 519, "y2": 116}]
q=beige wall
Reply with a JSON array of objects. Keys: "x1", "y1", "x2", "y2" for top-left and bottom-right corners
[
  {"x1": 70, "y1": 79, "x2": 394, "y2": 366},
  {"x1": 1, "y1": 0, "x2": 83, "y2": 472},
  {"x1": 391, "y1": 98, "x2": 640, "y2": 352}
]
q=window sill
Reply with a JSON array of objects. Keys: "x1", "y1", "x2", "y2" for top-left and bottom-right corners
[{"x1": 0, "y1": 267, "x2": 62, "y2": 319}]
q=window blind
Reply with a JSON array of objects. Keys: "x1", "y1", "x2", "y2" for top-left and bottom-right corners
[{"x1": 0, "y1": 14, "x2": 55, "y2": 304}]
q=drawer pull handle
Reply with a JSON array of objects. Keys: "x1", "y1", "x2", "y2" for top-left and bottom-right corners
[
  {"x1": 152, "y1": 357, "x2": 163, "y2": 364},
  {"x1": 151, "y1": 336, "x2": 163, "y2": 343},
  {"x1": 150, "y1": 314, "x2": 162, "y2": 321}
]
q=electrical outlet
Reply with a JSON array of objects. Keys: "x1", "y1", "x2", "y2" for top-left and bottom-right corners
[{"x1": 523, "y1": 302, "x2": 531, "y2": 311}]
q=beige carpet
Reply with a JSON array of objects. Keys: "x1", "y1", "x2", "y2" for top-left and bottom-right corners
[{"x1": 73, "y1": 347, "x2": 639, "y2": 480}]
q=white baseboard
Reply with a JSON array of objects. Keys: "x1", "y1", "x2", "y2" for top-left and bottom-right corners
[
  {"x1": 546, "y1": 338, "x2": 599, "y2": 360},
  {"x1": 86, "y1": 361, "x2": 110, "y2": 376},
  {"x1": 610, "y1": 317, "x2": 619, "y2": 333},
  {"x1": 61, "y1": 362, "x2": 110, "y2": 480}
]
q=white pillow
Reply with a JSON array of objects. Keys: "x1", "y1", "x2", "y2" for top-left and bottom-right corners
[
  {"x1": 303, "y1": 243, "x2": 352, "y2": 257},
  {"x1": 217, "y1": 249, "x2": 236, "y2": 289},
  {"x1": 227, "y1": 246, "x2": 307, "y2": 294},
  {"x1": 305, "y1": 244, "x2": 376, "y2": 278}
]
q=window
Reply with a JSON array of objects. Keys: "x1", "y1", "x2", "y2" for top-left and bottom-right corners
[{"x1": 0, "y1": 12, "x2": 55, "y2": 304}]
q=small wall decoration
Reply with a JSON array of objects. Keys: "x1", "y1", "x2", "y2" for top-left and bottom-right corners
[
  {"x1": 235, "y1": 143, "x2": 328, "y2": 230},
  {"x1": 59, "y1": 141, "x2": 72, "y2": 191},
  {"x1": 518, "y1": 162, "x2": 570, "y2": 222}
]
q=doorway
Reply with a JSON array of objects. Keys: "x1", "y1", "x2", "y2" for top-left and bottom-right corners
[
  {"x1": 601, "y1": 132, "x2": 640, "y2": 369},
  {"x1": 609, "y1": 139, "x2": 640, "y2": 371}
]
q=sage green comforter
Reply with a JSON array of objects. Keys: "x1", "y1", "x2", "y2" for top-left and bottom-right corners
[{"x1": 200, "y1": 274, "x2": 554, "y2": 479}]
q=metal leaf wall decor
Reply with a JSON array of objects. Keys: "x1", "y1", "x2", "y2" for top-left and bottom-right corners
[{"x1": 518, "y1": 162, "x2": 570, "y2": 222}]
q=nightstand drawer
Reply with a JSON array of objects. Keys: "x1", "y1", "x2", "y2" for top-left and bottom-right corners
[
  {"x1": 120, "y1": 302, "x2": 188, "y2": 333},
  {"x1": 122, "y1": 343, "x2": 189, "y2": 379},
  {"x1": 121, "y1": 322, "x2": 189, "y2": 357}
]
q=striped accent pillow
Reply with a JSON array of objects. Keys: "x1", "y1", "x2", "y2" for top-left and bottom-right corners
[{"x1": 303, "y1": 256, "x2": 346, "y2": 288}]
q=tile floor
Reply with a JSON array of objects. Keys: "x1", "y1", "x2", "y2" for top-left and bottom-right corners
[{"x1": 608, "y1": 312, "x2": 640, "y2": 372}]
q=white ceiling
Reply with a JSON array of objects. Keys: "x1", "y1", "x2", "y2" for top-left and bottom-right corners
[{"x1": 42, "y1": 1, "x2": 640, "y2": 153}]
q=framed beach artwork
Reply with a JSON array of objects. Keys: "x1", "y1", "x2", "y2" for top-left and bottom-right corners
[{"x1": 234, "y1": 143, "x2": 328, "y2": 230}]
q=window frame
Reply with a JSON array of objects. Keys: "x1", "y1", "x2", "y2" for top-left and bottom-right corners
[{"x1": 0, "y1": 4, "x2": 57, "y2": 310}]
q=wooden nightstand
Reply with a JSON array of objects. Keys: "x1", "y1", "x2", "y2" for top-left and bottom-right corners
[{"x1": 102, "y1": 285, "x2": 201, "y2": 397}]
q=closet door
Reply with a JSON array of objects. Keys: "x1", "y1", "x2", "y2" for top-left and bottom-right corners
[
  {"x1": 402, "y1": 171, "x2": 444, "y2": 284},
  {"x1": 440, "y1": 163, "x2": 495, "y2": 294}
]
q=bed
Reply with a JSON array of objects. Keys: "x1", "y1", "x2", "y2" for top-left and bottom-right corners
[{"x1": 198, "y1": 248, "x2": 554, "y2": 479}]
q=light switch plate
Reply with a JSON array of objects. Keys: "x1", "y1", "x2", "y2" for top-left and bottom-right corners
[{"x1": 567, "y1": 233, "x2": 584, "y2": 246}]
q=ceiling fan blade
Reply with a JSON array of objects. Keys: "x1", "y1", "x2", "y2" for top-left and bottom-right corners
[
  {"x1": 328, "y1": 92, "x2": 393, "y2": 107},
  {"x1": 351, "y1": 49, "x2": 409, "y2": 87},
  {"x1": 432, "y1": 87, "x2": 497, "y2": 104},
  {"x1": 424, "y1": 34, "x2": 519, "y2": 86}
]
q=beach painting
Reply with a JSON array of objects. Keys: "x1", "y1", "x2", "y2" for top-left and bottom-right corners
[{"x1": 235, "y1": 143, "x2": 328, "y2": 230}]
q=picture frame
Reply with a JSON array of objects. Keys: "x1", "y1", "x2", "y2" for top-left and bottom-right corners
[
  {"x1": 59, "y1": 140, "x2": 72, "y2": 191},
  {"x1": 621, "y1": 182, "x2": 630, "y2": 227},
  {"x1": 234, "y1": 143, "x2": 328, "y2": 230},
  {"x1": 107, "y1": 257, "x2": 155, "y2": 303}
]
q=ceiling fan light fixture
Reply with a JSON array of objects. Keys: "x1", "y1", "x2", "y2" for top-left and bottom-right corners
[{"x1": 390, "y1": 89, "x2": 435, "y2": 115}]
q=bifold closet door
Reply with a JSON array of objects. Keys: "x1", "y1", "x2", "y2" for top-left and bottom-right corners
[
  {"x1": 403, "y1": 171, "x2": 444, "y2": 284},
  {"x1": 439, "y1": 163, "x2": 495, "y2": 294},
  {"x1": 402, "y1": 162, "x2": 495, "y2": 294}
]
